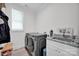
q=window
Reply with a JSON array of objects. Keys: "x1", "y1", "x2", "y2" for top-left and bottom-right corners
[{"x1": 12, "y1": 8, "x2": 23, "y2": 31}]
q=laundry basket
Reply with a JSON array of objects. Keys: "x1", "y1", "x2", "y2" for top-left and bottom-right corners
[{"x1": 43, "y1": 48, "x2": 46, "y2": 56}]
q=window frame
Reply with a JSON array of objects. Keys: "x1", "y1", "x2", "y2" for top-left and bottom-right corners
[{"x1": 11, "y1": 8, "x2": 24, "y2": 32}]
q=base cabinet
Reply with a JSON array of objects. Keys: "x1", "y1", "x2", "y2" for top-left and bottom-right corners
[{"x1": 47, "y1": 39, "x2": 75, "y2": 56}]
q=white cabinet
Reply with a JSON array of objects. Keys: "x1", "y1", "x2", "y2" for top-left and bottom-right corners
[{"x1": 47, "y1": 39, "x2": 75, "y2": 56}]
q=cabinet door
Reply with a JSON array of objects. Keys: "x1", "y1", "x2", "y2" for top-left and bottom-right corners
[
  {"x1": 47, "y1": 40, "x2": 72, "y2": 56},
  {"x1": 47, "y1": 42, "x2": 64, "y2": 56},
  {"x1": 47, "y1": 45, "x2": 59, "y2": 56}
]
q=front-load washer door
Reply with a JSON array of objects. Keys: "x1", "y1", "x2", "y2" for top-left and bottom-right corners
[{"x1": 27, "y1": 37, "x2": 34, "y2": 52}]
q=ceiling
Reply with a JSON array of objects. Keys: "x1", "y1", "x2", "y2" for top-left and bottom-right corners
[{"x1": 20, "y1": 3, "x2": 50, "y2": 13}]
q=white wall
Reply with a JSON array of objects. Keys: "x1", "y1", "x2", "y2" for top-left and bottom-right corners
[
  {"x1": 36, "y1": 3, "x2": 79, "y2": 35},
  {"x1": 5, "y1": 3, "x2": 35, "y2": 50},
  {"x1": 24, "y1": 7, "x2": 36, "y2": 33}
]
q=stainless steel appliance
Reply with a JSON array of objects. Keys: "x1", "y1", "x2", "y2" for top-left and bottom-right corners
[{"x1": 25, "y1": 33, "x2": 47, "y2": 56}]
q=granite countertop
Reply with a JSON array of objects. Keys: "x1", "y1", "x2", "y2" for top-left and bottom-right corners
[{"x1": 47, "y1": 37, "x2": 79, "y2": 48}]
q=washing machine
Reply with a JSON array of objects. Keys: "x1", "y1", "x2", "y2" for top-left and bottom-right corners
[{"x1": 25, "y1": 33, "x2": 47, "y2": 56}]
